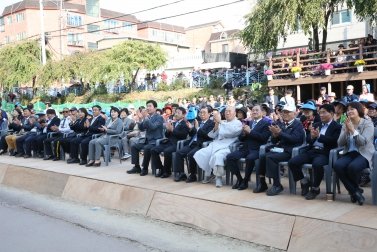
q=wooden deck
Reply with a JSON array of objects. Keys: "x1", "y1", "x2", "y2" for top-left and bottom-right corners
[{"x1": 1, "y1": 155, "x2": 377, "y2": 251}]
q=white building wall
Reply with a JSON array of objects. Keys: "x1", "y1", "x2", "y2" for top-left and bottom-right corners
[{"x1": 277, "y1": 8, "x2": 372, "y2": 50}]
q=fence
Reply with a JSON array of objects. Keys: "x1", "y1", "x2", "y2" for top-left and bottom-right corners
[{"x1": 267, "y1": 44, "x2": 377, "y2": 79}]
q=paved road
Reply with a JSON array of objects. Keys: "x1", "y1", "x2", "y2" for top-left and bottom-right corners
[{"x1": 0, "y1": 185, "x2": 280, "y2": 252}]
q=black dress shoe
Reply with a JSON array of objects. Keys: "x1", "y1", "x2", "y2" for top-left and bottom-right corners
[
  {"x1": 253, "y1": 183, "x2": 268, "y2": 193},
  {"x1": 305, "y1": 188, "x2": 320, "y2": 200},
  {"x1": 266, "y1": 185, "x2": 284, "y2": 196},
  {"x1": 127, "y1": 166, "x2": 141, "y2": 174},
  {"x1": 24, "y1": 155, "x2": 31, "y2": 159},
  {"x1": 354, "y1": 190, "x2": 365, "y2": 206},
  {"x1": 140, "y1": 169, "x2": 148, "y2": 176},
  {"x1": 174, "y1": 173, "x2": 187, "y2": 182},
  {"x1": 37, "y1": 154, "x2": 44, "y2": 158},
  {"x1": 15, "y1": 153, "x2": 25, "y2": 158},
  {"x1": 67, "y1": 158, "x2": 80, "y2": 164},
  {"x1": 53, "y1": 157, "x2": 60, "y2": 161},
  {"x1": 160, "y1": 172, "x2": 171, "y2": 178},
  {"x1": 79, "y1": 160, "x2": 87, "y2": 165},
  {"x1": 43, "y1": 155, "x2": 54, "y2": 160},
  {"x1": 93, "y1": 162, "x2": 101, "y2": 167},
  {"x1": 86, "y1": 162, "x2": 94, "y2": 167},
  {"x1": 186, "y1": 174, "x2": 197, "y2": 183},
  {"x1": 232, "y1": 179, "x2": 243, "y2": 189},
  {"x1": 351, "y1": 188, "x2": 364, "y2": 204},
  {"x1": 300, "y1": 180, "x2": 312, "y2": 196},
  {"x1": 237, "y1": 180, "x2": 248, "y2": 190},
  {"x1": 155, "y1": 170, "x2": 163, "y2": 177}
]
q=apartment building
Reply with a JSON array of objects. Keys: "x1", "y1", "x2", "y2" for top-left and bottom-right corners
[{"x1": 0, "y1": 0, "x2": 138, "y2": 56}]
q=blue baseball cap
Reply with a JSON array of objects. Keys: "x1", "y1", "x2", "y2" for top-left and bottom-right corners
[{"x1": 301, "y1": 101, "x2": 316, "y2": 111}]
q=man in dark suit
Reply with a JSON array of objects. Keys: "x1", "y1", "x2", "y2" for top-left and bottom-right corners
[
  {"x1": 67, "y1": 105, "x2": 105, "y2": 165},
  {"x1": 32, "y1": 109, "x2": 61, "y2": 158},
  {"x1": 127, "y1": 100, "x2": 164, "y2": 176},
  {"x1": 173, "y1": 106, "x2": 215, "y2": 182},
  {"x1": 150, "y1": 107, "x2": 189, "y2": 178},
  {"x1": 288, "y1": 104, "x2": 341, "y2": 199},
  {"x1": 254, "y1": 104, "x2": 304, "y2": 196},
  {"x1": 227, "y1": 104, "x2": 271, "y2": 190},
  {"x1": 264, "y1": 88, "x2": 279, "y2": 110}
]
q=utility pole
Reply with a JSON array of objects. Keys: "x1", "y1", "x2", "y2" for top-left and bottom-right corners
[
  {"x1": 59, "y1": 0, "x2": 63, "y2": 60},
  {"x1": 39, "y1": 0, "x2": 46, "y2": 65}
]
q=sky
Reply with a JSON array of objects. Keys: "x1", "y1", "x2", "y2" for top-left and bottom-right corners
[{"x1": 0, "y1": 0, "x2": 254, "y2": 30}]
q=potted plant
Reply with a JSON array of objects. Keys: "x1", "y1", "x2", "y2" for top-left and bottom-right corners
[
  {"x1": 354, "y1": 60, "x2": 366, "y2": 72},
  {"x1": 265, "y1": 70, "x2": 274, "y2": 80},
  {"x1": 291, "y1": 67, "x2": 302, "y2": 78},
  {"x1": 320, "y1": 63, "x2": 333, "y2": 75}
]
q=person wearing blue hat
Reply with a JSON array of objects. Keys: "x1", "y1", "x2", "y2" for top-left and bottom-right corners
[
  {"x1": 173, "y1": 106, "x2": 215, "y2": 183},
  {"x1": 367, "y1": 103, "x2": 377, "y2": 127},
  {"x1": 299, "y1": 101, "x2": 320, "y2": 132}
]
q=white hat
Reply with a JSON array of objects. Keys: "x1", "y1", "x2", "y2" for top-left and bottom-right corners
[
  {"x1": 329, "y1": 92, "x2": 336, "y2": 97},
  {"x1": 128, "y1": 104, "x2": 135, "y2": 109},
  {"x1": 282, "y1": 104, "x2": 296, "y2": 112},
  {"x1": 346, "y1": 85, "x2": 354, "y2": 90}
]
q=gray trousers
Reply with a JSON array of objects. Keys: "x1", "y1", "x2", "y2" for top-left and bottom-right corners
[
  {"x1": 88, "y1": 138, "x2": 108, "y2": 160},
  {"x1": 121, "y1": 136, "x2": 138, "y2": 154}
]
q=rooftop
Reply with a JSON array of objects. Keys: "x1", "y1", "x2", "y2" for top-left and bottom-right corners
[
  {"x1": 186, "y1": 20, "x2": 223, "y2": 31},
  {"x1": 2, "y1": 0, "x2": 138, "y2": 23},
  {"x1": 209, "y1": 29, "x2": 240, "y2": 41},
  {"x1": 137, "y1": 21, "x2": 185, "y2": 33}
]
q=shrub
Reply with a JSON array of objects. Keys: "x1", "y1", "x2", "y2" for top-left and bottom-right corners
[
  {"x1": 65, "y1": 93, "x2": 76, "y2": 103},
  {"x1": 157, "y1": 82, "x2": 169, "y2": 92}
]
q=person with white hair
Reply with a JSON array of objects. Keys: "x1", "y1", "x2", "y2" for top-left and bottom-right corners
[{"x1": 194, "y1": 106, "x2": 242, "y2": 187}]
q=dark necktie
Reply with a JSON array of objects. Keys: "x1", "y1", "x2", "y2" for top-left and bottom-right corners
[
  {"x1": 251, "y1": 120, "x2": 257, "y2": 130},
  {"x1": 189, "y1": 122, "x2": 204, "y2": 146}
]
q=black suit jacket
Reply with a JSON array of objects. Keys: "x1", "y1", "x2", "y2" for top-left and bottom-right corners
[
  {"x1": 165, "y1": 120, "x2": 189, "y2": 147},
  {"x1": 306, "y1": 121, "x2": 341, "y2": 156},
  {"x1": 85, "y1": 116, "x2": 106, "y2": 137},
  {"x1": 189, "y1": 119, "x2": 215, "y2": 146},
  {"x1": 45, "y1": 116, "x2": 61, "y2": 134},
  {"x1": 271, "y1": 119, "x2": 304, "y2": 155},
  {"x1": 239, "y1": 119, "x2": 271, "y2": 151},
  {"x1": 70, "y1": 118, "x2": 86, "y2": 134}
]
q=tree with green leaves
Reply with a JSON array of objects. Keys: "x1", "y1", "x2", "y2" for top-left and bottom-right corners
[
  {"x1": 240, "y1": 0, "x2": 377, "y2": 57},
  {"x1": 38, "y1": 40, "x2": 168, "y2": 93},
  {"x1": 0, "y1": 40, "x2": 49, "y2": 93}
]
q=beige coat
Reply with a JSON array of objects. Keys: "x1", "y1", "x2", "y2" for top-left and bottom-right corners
[{"x1": 338, "y1": 118, "x2": 375, "y2": 169}]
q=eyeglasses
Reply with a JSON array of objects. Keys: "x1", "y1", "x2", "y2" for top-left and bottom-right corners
[{"x1": 62, "y1": 111, "x2": 69, "y2": 113}]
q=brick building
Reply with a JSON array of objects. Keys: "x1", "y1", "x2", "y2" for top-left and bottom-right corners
[{"x1": 0, "y1": 0, "x2": 139, "y2": 56}]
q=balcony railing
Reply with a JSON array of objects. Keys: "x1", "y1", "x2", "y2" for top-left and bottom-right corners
[{"x1": 267, "y1": 44, "x2": 377, "y2": 80}]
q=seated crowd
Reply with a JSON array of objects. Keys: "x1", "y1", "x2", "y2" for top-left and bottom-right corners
[{"x1": 0, "y1": 85, "x2": 375, "y2": 206}]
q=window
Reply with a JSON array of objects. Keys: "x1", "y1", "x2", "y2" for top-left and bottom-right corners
[
  {"x1": 0, "y1": 17, "x2": 4, "y2": 32},
  {"x1": 87, "y1": 24, "x2": 100, "y2": 34},
  {"x1": 5, "y1": 36, "x2": 9, "y2": 44},
  {"x1": 67, "y1": 33, "x2": 84, "y2": 46},
  {"x1": 88, "y1": 42, "x2": 98, "y2": 50},
  {"x1": 222, "y1": 44, "x2": 228, "y2": 53},
  {"x1": 332, "y1": 10, "x2": 351, "y2": 25},
  {"x1": 103, "y1": 19, "x2": 118, "y2": 33},
  {"x1": 67, "y1": 14, "x2": 83, "y2": 27},
  {"x1": 86, "y1": 0, "x2": 99, "y2": 17},
  {"x1": 17, "y1": 32, "x2": 26, "y2": 41},
  {"x1": 122, "y1": 22, "x2": 134, "y2": 31},
  {"x1": 7, "y1": 16, "x2": 12, "y2": 25},
  {"x1": 220, "y1": 32, "x2": 227, "y2": 40},
  {"x1": 152, "y1": 30, "x2": 159, "y2": 37},
  {"x1": 16, "y1": 12, "x2": 24, "y2": 22}
]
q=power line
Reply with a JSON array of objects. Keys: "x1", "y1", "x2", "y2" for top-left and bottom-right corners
[
  {"x1": 26, "y1": 0, "x2": 185, "y2": 40},
  {"x1": 47, "y1": 0, "x2": 245, "y2": 39}
]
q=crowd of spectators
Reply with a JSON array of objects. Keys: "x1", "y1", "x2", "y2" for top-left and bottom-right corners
[{"x1": 0, "y1": 81, "x2": 376, "y2": 206}]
